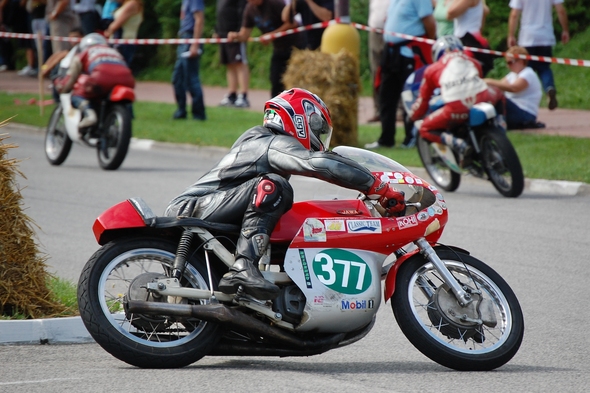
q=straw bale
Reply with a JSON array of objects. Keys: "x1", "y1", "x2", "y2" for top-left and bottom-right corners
[
  {"x1": 282, "y1": 49, "x2": 360, "y2": 147},
  {"x1": 0, "y1": 133, "x2": 66, "y2": 318}
]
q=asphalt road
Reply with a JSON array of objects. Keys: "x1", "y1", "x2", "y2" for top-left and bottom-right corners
[{"x1": 1, "y1": 126, "x2": 590, "y2": 392}]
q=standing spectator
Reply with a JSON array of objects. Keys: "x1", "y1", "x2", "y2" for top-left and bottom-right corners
[
  {"x1": 215, "y1": 0, "x2": 250, "y2": 108},
  {"x1": 27, "y1": 0, "x2": 47, "y2": 64},
  {"x1": 366, "y1": 0, "x2": 389, "y2": 123},
  {"x1": 507, "y1": 0, "x2": 568, "y2": 111},
  {"x1": 433, "y1": 0, "x2": 453, "y2": 38},
  {"x1": 0, "y1": 0, "x2": 36, "y2": 75},
  {"x1": 104, "y1": 0, "x2": 143, "y2": 67},
  {"x1": 484, "y1": 46, "x2": 543, "y2": 130},
  {"x1": 283, "y1": 0, "x2": 333, "y2": 50},
  {"x1": 171, "y1": 0, "x2": 206, "y2": 120},
  {"x1": 365, "y1": 0, "x2": 435, "y2": 150},
  {"x1": 447, "y1": 0, "x2": 493, "y2": 76},
  {"x1": 46, "y1": 0, "x2": 80, "y2": 54},
  {"x1": 228, "y1": 0, "x2": 303, "y2": 98},
  {"x1": 72, "y1": 0, "x2": 99, "y2": 36},
  {"x1": 100, "y1": 0, "x2": 121, "y2": 31}
]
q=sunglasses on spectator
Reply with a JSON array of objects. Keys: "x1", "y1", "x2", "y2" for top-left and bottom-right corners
[{"x1": 506, "y1": 59, "x2": 519, "y2": 65}]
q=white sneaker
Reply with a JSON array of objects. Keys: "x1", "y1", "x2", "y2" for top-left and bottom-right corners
[
  {"x1": 79, "y1": 109, "x2": 97, "y2": 128},
  {"x1": 0, "y1": 65, "x2": 8, "y2": 72},
  {"x1": 17, "y1": 65, "x2": 34, "y2": 76},
  {"x1": 234, "y1": 94, "x2": 250, "y2": 108},
  {"x1": 219, "y1": 94, "x2": 236, "y2": 106}
]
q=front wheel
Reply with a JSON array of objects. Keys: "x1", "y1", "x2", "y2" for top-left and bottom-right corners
[
  {"x1": 391, "y1": 248, "x2": 524, "y2": 371},
  {"x1": 417, "y1": 136, "x2": 461, "y2": 192},
  {"x1": 45, "y1": 104, "x2": 72, "y2": 166},
  {"x1": 77, "y1": 237, "x2": 221, "y2": 368},
  {"x1": 97, "y1": 104, "x2": 132, "y2": 170},
  {"x1": 479, "y1": 129, "x2": 524, "y2": 197}
]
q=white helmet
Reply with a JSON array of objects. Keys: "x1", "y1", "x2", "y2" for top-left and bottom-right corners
[
  {"x1": 431, "y1": 35, "x2": 464, "y2": 61},
  {"x1": 79, "y1": 33, "x2": 107, "y2": 51}
]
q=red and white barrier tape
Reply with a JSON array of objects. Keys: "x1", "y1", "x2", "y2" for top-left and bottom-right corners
[{"x1": 1, "y1": 19, "x2": 589, "y2": 67}]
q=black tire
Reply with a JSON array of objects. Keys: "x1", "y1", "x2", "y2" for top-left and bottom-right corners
[
  {"x1": 97, "y1": 104, "x2": 131, "y2": 170},
  {"x1": 45, "y1": 104, "x2": 72, "y2": 166},
  {"x1": 391, "y1": 249, "x2": 524, "y2": 371},
  {"x1": 479, "y1": 129, "x2": 524, "y2": 197},
  {"x1": 77, "y1": 237, "x2": 221, "y2": 368},
  {"x1": 417, "y1": 136, "x2": 461, "y2": 192}
]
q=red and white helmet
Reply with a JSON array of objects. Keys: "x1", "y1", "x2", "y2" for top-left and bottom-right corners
[{"x1": 263, "y1": 88, "x2": 333, "y2": 151}]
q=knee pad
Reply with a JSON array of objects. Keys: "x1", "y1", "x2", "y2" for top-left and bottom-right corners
[{"x1": 252, "y1": 177, "x2": 283, "y2": 212}]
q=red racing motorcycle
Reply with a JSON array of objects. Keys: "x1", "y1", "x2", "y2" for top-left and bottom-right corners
[{"x1": 77, "y1": 146, "x2": 524, "y2": 371}]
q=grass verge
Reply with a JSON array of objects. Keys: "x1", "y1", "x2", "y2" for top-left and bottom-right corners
[{"x1": 1, "y1": 91, "x2": 589, "y2": 184}]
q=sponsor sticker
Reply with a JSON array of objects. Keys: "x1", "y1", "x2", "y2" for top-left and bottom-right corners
[
  {"x1": 325, "y1": 219, "x2": 345, "y2": 231},
  {"x1": 397, "y1": 215, "x2": 418, "y2": 229},
  {"x1": 299, "y1": 249, "x2": 313, "y2": 288},
  {"x1": 346, "y1": 219, "x2": 382, "y2": 234},
  {"x1": 340, "y1": 299, "x2": 375, "y2": 311},
  {"x1": 303, "y1": 218, "x2": 326, "y2": 242}
]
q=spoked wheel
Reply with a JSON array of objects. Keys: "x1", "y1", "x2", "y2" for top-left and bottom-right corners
[
  {"x1": 479, "y1": 130, "x2": 524, "y2": 197},
  {"x1": 77, "y1": 237, "x2": 221, "y2": 368},
  {"x1": 417, "y1": 136, "x2": 461, "y2": 192},
  {"x1": 45, "y1": 104, "x2": 72, "y2": 166},
  {"x1": 97, "y1": 104, "x2": 131, "y2": 170},
  {"x1": 391, "y1": 249, "x2": 524, "y2": 371}
]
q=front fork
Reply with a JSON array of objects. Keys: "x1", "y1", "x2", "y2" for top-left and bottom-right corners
[{"x1": 414, "y1": 238, "x2": 473, "y2": 306}]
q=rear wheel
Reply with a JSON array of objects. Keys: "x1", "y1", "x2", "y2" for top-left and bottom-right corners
[
  {"x1": 97, "y1": 104, "x2": 131, "y2": 170},
  {"x1": 391, "y1": 249, "x2": 524, "y2": 371},
  {"x1": 77, "y1": 237, "x2": 221, "y2": 368},
  {"x1": 45, "y1": 104, "x2": 72, "y2": 166},
  {"x1": 417, "y1": 136, "x2": 461, "y2": 192},
  {"x1": 479, "y1": 129, "x2": 524, "y2": 197}
]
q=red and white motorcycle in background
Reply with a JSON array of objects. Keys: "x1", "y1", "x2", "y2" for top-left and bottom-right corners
[
  {"x1": 77, "y1": 146, "x2": 524, "y2": 371},
  {"x1": 44, "y1": 47, "x2": 135, "y2": 170}
]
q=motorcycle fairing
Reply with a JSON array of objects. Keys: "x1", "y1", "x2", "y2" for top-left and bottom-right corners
[
  {"x1": 59, "y1": 93, "x2": 83, "y2": 142},
  {"x1": 283, "y1": 246, "x2": 384, "y2": 333}
]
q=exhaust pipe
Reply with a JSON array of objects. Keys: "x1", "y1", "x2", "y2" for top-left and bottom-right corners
[{"x1": 126, "y1": 300, "x2": 345, "y2": 349}]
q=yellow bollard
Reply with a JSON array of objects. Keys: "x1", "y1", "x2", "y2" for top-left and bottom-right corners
[{"x1": 320, "y1": 23, "x2": 360, "y2": 59}]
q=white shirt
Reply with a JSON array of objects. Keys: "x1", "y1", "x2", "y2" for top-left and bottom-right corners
[
  {"x1": 453, "y1": 0, "x2": 483, "y2": 38},
  {"x1": 368, "y1": 0, "x2": 390, "y2": 29},
  {"x1": 509, "y1": 0, "x2": 563, "y2": 46},
  {"x1": 505, "y1": 66, "x2": 542, "y2": 116}
]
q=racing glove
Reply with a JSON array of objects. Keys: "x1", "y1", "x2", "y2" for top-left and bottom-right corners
[{"x1": 367, "y1": 177, "x2": 406, "y2": 215}]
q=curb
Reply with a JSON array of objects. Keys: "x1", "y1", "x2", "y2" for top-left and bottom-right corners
[
  {"x1": 0, "y1": 316, "x2": 94, "y2": 345},
  {"x1": 2, "y1": 123, "x2": 589, "y2": 346}
]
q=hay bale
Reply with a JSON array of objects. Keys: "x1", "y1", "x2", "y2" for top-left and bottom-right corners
[
  {"x1": 282, "y1": 49, "x2": 360, "y2": 147},
  {"x1": 0, "y1": 132, "x2": 65, "y2": 318}
]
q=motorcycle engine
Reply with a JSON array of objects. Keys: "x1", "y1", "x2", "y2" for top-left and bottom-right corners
[
  {"x1": 427, "y1": 284, "x2": 497, "y2": 343},
  {"x1": 272, "y1": 285, "x2": 306, "y2": 324}
]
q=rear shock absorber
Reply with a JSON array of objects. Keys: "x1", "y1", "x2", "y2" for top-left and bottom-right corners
[{"x1": 172, "y1": 229, "x2": 193, "y2": 279}]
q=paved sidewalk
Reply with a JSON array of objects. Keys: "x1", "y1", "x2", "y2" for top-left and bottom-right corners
[{"x1": 1, "y1": 70, "x2": 589, "y2": 137}]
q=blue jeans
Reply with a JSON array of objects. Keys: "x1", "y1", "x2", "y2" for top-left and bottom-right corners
[
  {"x1": 172, "y1": 32, "x2": 206, "y2": 120},
  {"x1": 524, "y1": 46, "x2": 555, "y2": 93},
  {"x1": 505, "y1": 98, "x2": 536, "y2": 129}
]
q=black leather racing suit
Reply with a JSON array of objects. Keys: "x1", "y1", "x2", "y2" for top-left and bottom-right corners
[{"x1": 165, "y1": 125, "x2": 377, "y2": 268}]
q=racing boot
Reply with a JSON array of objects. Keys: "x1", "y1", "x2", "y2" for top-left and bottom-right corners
[
  {"x1": 441, "y1": 132, "x2": 473, "y2": 168},
  {"x1": 78, "y1": 99, "x2": 97, "y2": 128},
  {"x1": 219, "y1": 231, "x2": 279, "y2": 300}
]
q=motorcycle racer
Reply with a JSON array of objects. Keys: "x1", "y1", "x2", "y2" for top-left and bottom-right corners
[
  {"x1": 407, "y1": 35, "x2": 503, "y2": 166},
  {"x1": 56, "y1": 33, "x2": 135, "y2": 128},
  {"x1": 165, "y1": 88, "x2": 406, "y2": 300}
]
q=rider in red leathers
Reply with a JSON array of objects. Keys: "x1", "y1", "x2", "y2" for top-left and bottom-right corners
[
  {"x1": 165, "y1": 88, "x2": 406, "y2": 300},
  {"x1": 56, "y1": 33, "x2": 135, "y2": 128},
  {"x1": 408, "y1": 35, "x2": 503, "y2": 166}
]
